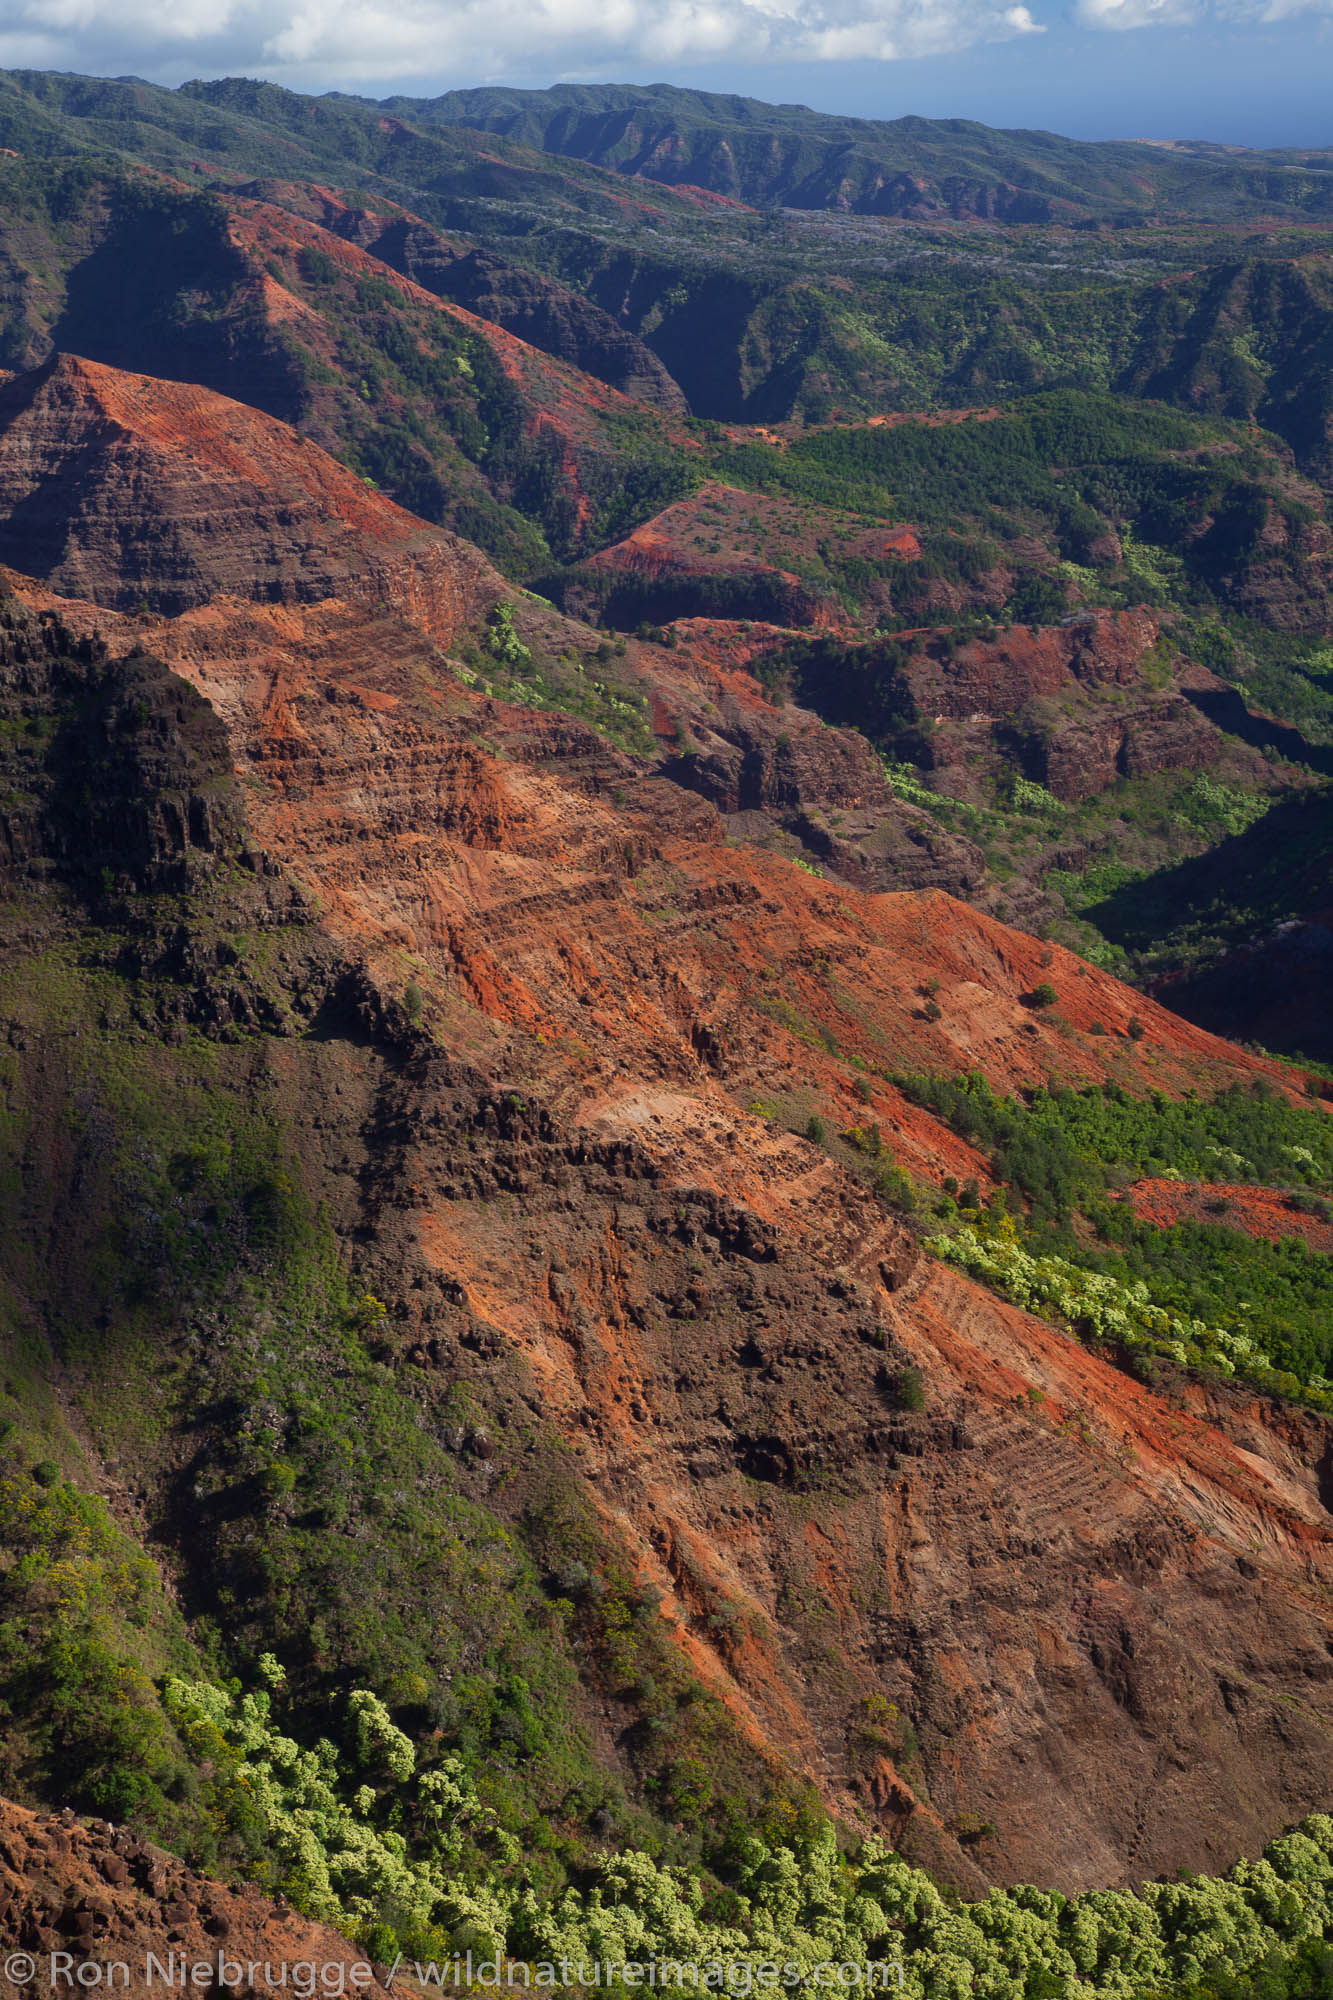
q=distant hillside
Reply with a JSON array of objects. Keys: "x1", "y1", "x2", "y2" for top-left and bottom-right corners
[
  {"x1": 5, "y1": 70, "x2": 1333, "y2": 462},
  {"x1": 391, "y1": 80, "x2": 1333, "y2": 222},
  {"x1": 0, "y1": 68, "x2": 720, "y2": 232},
  {"x1": 6, "y1": 69, "x2": 1333, "y2": 232},
  {"x1": 0, "y1": 153, "x2": 695, "y2": 572}
]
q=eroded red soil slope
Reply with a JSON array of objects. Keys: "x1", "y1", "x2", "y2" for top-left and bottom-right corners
[
  {"x1": 1129, "y1": 1178, "x2": 1333, "y2": 1252},
  {"x1": 24, "y1": 567, "x2": 1327, "y2": 1891},
  {"x1": 0, "y1": 355, "x2": 498, "y2": 636},
  {"x1": 0, "y1": 1800, "x2": 397, "y2": 2000},
  {"x1": 4, "y1": 363, "x2": 1332, "y2": 1894}
]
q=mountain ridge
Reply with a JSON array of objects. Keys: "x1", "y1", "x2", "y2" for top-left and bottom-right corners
[
  {"x1": 378, "y1": 79, "x2": 1333, "y2": 221},
  {"x1": 0, "y1": 350, "x2": 499, "y2": 630},
  {"x1": 8, "y1": 67, "x2": 1333, "y2": 231}
]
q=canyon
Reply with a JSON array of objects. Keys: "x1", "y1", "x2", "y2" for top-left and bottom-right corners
[
  {"x1": 0, "y1": 355, "x2": 1330, "y2": 1906},
  {"x1": 0, "y1": 71, "x2": 1331, "y2": 1993}
]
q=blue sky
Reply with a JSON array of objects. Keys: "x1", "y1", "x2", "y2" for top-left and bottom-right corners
[
  {"x1": 693, "y1": 24, "x2": 1333, "y2": 146},
  {"x1": 1, "y1": 0, "x2": 1330, "y2": 148}
]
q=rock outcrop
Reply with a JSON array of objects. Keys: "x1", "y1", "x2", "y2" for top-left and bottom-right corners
[
  {"x1": 0, "y1": 1799, "x2": 397, "y2": 2000},
  {"x1": 235, "y1": 182, "x2": 689, "y2": 415},
  {"x1": 0, "y1": 354, "x2": 497, "y2": 635},
  {"x1": 904, "y1": 612, "x2": 1227, "y2": 804},
  {"x1": 0, "y1": 603, "x2": 243, "y2": 896}
]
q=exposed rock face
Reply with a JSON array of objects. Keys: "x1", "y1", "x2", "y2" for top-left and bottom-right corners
[
  {"x1": 906, "y1": 613, "x2": 1227, "y2": 802},
  {"x1": 0, "y1": 95, "x2": 1330, "y2": 1940},
  {"x1": 2, "y1": 334, "x2": 1331, "y2": 1903},
  {"x1": 557, "y1": 479, "x2": 925, "y2": 635},
  {"x1": 1039, "y1": 693, "x2": 1221, "y2": 797},
  {"x1": 0, "y1": 335, "x2": 988, "y2": 912},
  {"x1": 0, "y1": 354, "x2": 497, "y2": 635},
  {"x1": 638, "y1": 656, "x2": 988, "y2": 897},
  {"x1": 0, "y1": 1798, "x2": 397, "y2": 2000},
  {"x1": 915, "y1": 610, "x2": 1163, "y2": 711},
  {"x1": 568, "y1": 524, "x2": 833, "y2": 631},
  {"x1": 338, "y1": 1007, "x2": 1333, "y2": 1891},
  {"x1": 663, "y1": 696, "x2": 891, "y2": 815},
  {"x1": 140, "y1": 595, "x2": 1333, "y2": 1887},
  {"x1": 0, "y1": 603, "x2": 243, "y2": 895},
  {"x1": 779, "y1": 801, "x2": 988, "y2": 900},
  {"x1": 6, "y1": 562, "x2": 1333, "y2": 1896}
]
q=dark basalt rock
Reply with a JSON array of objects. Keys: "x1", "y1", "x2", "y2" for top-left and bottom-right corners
[{"x1": 0, "y1": 601, "x2": 243, "y2": 896}]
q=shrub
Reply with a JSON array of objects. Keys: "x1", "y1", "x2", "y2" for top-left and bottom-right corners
[
  {"x1": 485, "y1": 602, "x2": 532, "y2": 672},
  {"x1": 134, "y1": 1681, "x2": 1333, "y2": 1993},
  {"x1": 896, "y1": 1366, "x2": 926, "y2": 1413},
  {"x1": 876, "y1": 1163, "x2": 919, "y2": 1215}
]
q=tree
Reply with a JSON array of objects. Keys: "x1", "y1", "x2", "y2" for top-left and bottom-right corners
[{"x1": 897, "y1": 1366, "x2": 926, "y2": 1412}]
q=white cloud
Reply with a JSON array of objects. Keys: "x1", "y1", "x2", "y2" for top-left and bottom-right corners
[
  {"x1": 6, "y1": 0, "x2": 1325, "y2": 91},
  {"x1": 261, "y1": 0, "x2": 1047, "y2": 74},
  {"x1": 1074, "y1": 0, "x2": 1194, "y2": 21},
  {"x1": 7, "y1": 0, "x2": 244, "y2": 43},
  {"x1": 1076, "y1": 0, "x2": 1333, "y2": 22},
  {"x1": 0, "y1": 0, "x2": 1045, "y2": 85}
]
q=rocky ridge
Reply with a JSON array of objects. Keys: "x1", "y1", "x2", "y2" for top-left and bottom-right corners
[
  {"x1": 905, "y1": 611, "x2": 1233, "y2": 804},
  {"x1": 247, "y1": 185, "x2": 690, "y2": 415},
  {"x1": 3, "y1": 586, "x2": 1328, "y2": 1894},
  {"x1": 0, "y1": 355, "x2": 499, "y2": 632}
]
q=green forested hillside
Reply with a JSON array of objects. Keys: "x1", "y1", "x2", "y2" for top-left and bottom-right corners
[{"x1": 397, "y1": 81, "x2": 1333, "y2": 222}]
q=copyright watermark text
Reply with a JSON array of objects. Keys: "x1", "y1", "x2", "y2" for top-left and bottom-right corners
[
  {"x1": 1, "y1": 1954, "x2": 905, "y2": 1995},
  {"x1": 3, "y1": 1956, "x2": 377, "y2": 1994}
]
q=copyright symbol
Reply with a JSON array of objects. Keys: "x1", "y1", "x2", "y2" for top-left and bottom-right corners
[{"x1": 3, "y1": 1953, "x2": 36, "y2": 1985}]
